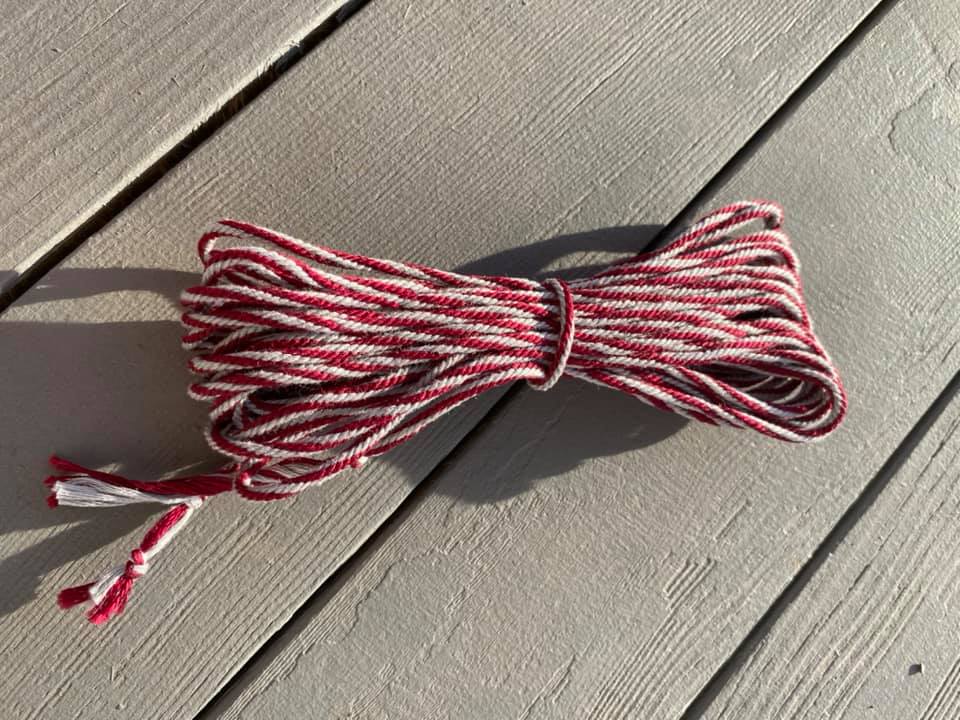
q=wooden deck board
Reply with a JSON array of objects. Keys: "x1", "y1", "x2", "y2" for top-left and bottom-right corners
[
  {"x1": 0, "y1": 0, "x2": 358, "y2": 291},
  {"x1": 698, "y1": 381, "x2": 960, "y2": 718},
  {"x1": 0, "y1": 0, "x2": 883, "y2": 717},
  {"x1": 198, "y1": 1, "x2": 960, "y2": 717},
  {"x1": 693, "y1": 6, "x2": 960, "y2": 716}
]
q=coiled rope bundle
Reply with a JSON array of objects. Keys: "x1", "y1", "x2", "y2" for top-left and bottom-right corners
[{"x1": 47, "y1": 200, "x2": 846, "y2": 623}]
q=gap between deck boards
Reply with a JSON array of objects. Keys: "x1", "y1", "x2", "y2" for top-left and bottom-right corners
[
  {"x1": 680, "y1": 366, "x2": 960, "y2": 719},
  {"x1": 2, "y1": 0, "x2": 895, "y2": 713},
  {"x1": 0, "y1": 0, "x2": 371, "y2": 308},
  {"x1": 187, "y1": 0, "x2": 903, "y2": 715}
]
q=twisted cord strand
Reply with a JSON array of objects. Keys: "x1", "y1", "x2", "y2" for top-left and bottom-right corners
[{"x1": 46, "y1": 200, "x2": 846, "y2": 622}]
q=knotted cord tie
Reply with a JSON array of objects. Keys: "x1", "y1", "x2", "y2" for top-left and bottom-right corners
[
  {"x1": 529, "y1": 278, "x2": 575, "y2": 392},
  {"x1": 46, "y1": 200, "x2": 847, "y2": 623}
]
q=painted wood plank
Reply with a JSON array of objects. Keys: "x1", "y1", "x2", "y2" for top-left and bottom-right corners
[
  {"x1": 0, "y1": 0, "x2": 358, "y2": 290},
  {"x1": 695, "y1": 7, "x2": 960, "y2": 717},
  {"x1": 697, "y1": 386, "x2": 960, "y2": 718},
  {"x1": 199, "y1": 1, "x2": 960, "y2": 718},
  {"x1": 0, "y1": 0, "x2": 881, "y2": 717}
]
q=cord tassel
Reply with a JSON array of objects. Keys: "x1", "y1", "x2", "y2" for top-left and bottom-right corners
[
  {"x1": 56, "y1": 583, "x2": 96, "y2": 609},
  {"x1": 50, "y1": 498, "x2": 202, "y2": 623},
  {"x1": 46, "y1": 200, "x2": 847, "y2": 623}
]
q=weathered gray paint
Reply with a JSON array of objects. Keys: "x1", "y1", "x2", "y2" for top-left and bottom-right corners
[
  {"x1": 0, "y1": 0, "x2": 357, "y2": 290},
  {"x1": 0, "y1": 0, "x2": 894, "y2": 717},
  {"x1": 200, "y1": 1, "x2": 960, "y2": 717},
  {"x1": 700, "y1": 381, "x2": 960, "y2": 718}
]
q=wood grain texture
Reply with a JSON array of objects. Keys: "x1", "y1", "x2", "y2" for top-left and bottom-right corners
[
  {"x1": 700, "y1": 7, "x2": 960, "y2": 717},
  {"x1": 699, "y1": 385, "x2": 960, "y2": 719},
  {"x1": 0, "y1": 0, "x2": 356, "y2": 289},
  {"x1": 0, "y1": 0, "x2": 880, "y2": 717},
  {"x1": 201, "y1": 1, "x2": 960, "y2": 718}
]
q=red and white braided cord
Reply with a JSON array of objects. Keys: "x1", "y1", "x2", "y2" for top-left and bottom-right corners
[{"x1": 47, "y1": 200, "x2": 846, "y2": 622}]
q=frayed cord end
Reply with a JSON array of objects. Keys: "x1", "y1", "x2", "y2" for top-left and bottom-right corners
[
  {"x1": 55, "y1": 554, "x2": 146, "y2": 624},
  {"x1": 53, "y1": 502, "x2": 200, "y2": 624},
  {"x1": 44, "y1": 456, "x2": 231, "y2": 508},
  {"x1": 46, "y1": 475, "x2": 193, "y2": 508},
  {"x1": 57, "y1": 582, "x2": 95, "y2": 609}
]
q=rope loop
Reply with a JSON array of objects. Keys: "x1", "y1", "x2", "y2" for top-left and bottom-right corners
[
  {"x1": 529, "y1": 277, "x2": 575, "y2": 392},
  {"x1": 46, "y1": 200, "x2": 848, "y2": 623},
  {"x1": 175, "y1": 201, "x2": 845, "y2": 489}
]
